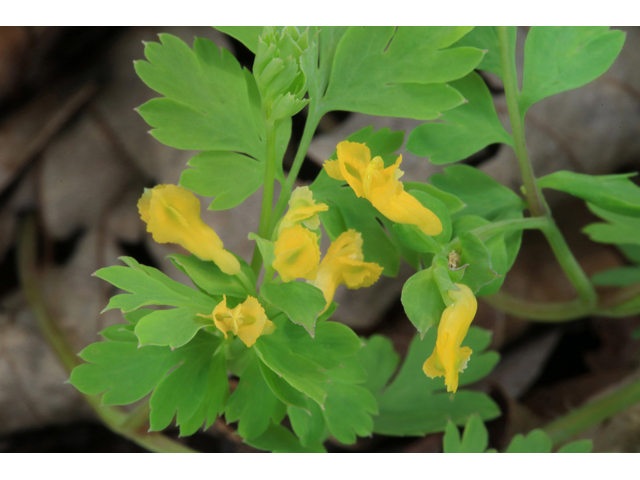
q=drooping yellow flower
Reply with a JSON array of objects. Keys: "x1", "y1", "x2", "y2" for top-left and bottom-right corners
[
  {"x1": 423, "y1": 283, "x2": 477, "y2": 393},
  {"x1": 272, "y1": 224, "x2": 320, "y2": 282},
  {"x1": 324, "y1": 141, "x2": 443, "y2": 236},
  {"x1": 278, "y1": 186, "x2": 329, "y2": 233},
  {"x1": 310, "y1": 229, "x2": 383, "y2": 312},
  {"x1": 198, "y1": 295, "x2": 275, "y2": 348},
  {"x1": 138, "y1": 184, "x2": 240, "y2": 276}
]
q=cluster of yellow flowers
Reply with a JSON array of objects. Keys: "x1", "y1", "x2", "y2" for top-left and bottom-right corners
[{"x1": 136, "y1": 141, "x2": 477, "y2": 393}]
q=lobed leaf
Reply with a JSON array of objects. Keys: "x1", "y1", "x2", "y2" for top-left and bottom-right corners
[
  {"x1": 406, "y1": 72, "x2": 513, "y2": 165},
  {"x1": 260, "y1": 282, "x2": 326, "y2": 337}
]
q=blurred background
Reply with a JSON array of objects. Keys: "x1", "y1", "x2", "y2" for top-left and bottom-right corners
[{"x1": 1, "y1": 26, "x2": 640, "y2": 452}]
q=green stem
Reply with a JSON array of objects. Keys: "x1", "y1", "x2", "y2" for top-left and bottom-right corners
[
  {"x1": 251, "y1": 123, "x2": 279, "y2": 274},
  {"x1": 18, "y1": 215, "x2": 197, "y2": 453},
  {"x1": 446, "y1": 217, "x2": 549, "y2": 252},
  {"x1": 498, "y1": 26, "x2": 597, "y2": 311},
  {"x1": 542, "y1": 220, "x2": 597, "y2": 309},
  {"x1": 269, "y1": 100, "x2": 323, "y2": 237},
  {"x1": 543, "y1": 375, "x2": 640, "y2": 446},
  {"x1": 483, "y1": 291, "x2": 589, "y2": 322},
  {"x1": 498, "y1": 26, "x2": 546, "y2": 218}
]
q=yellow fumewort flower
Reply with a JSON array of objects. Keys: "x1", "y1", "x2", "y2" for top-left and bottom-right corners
[
  {"x1": 278, "y1": 186, "x2": 329, "y2": 233},
  {"x1": 138, "y1": 185, "x2": 240, "y2": 276},
  {"x1": 272, "y1": 224, "x2": 320, "y2": 282},
  {"x1": 310, "y1": 229, "x2": 383, "y2": 312},
  {"x1": 324, "y1": 141, "x2": 443, "y2": 236},
  {"x1": 423, "y1": 283, "x2": 477, "y2": 393},
  {"x1": 199, "y1": 295, "x2": 275, "y2": 348}
]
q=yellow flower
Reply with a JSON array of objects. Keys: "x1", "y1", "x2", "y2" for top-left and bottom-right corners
[
  {"x1": 199, "y1": 295, "x2": 275, "y2": 348},
  {"x1": 278, "y1": 186, "x2": 329, "y2": 233},
  {"x1": 272, "y1": 224, "x2": 320, "y2": 282},
  {"x1": 138, "y1": 184, "x2": 240, "y2": 276},
  {"x1": 324, "y1": 141, "x2": 443, "y2": 236},
  {"x1": 422, "y1": 283, "x2": 477, "y2": 393},
  {"x1": 310, "y1": 229, "x2": 383, "y2": 312}
]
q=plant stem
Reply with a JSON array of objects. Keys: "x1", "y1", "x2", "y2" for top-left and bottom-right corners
[
  {"x1": 269, "y1": 100, "x2": 322, "y2": 237},
  {"x1": 446, "y1": 217, "x2": 549, "y2": 252},
  {"x1": 498, "y1": 26, "x2": 546, "y2": 218},
  {"x1": 251, "y1": 123, "x2": 279, "y2": 274},
  {"x1": 543, "y1": 374, "x2": 640, "y2": 446},
  {"x1": 484, "y1": 291, "x2": 589, "y2": 321},
  {"x1": 497, "y1": 26, "x2": 597, "y2": 311},
  {"x1": 18, "y1": 215, "x2": 196, "y2": 453}
]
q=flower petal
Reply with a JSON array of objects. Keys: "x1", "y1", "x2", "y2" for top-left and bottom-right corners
[
  {"x1": 272, "y1": 225, "x2": 320, "y2": 282},
  {"x1": 138, "y1": 184, "x2": 240, "y2": 275}
]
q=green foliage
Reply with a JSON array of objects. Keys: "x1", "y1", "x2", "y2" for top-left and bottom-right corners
[
  {"x1": 360, "y1": 328, "x2": 500, "y2": 436},
  {"x1": 214, "y1": 26, "x2": 262, "y2": 53},
  {"x1": 169, "y1": 253, "x2": 256, "y2": 298},
  {"x1": 135, "y1": 34, "x2": 263, "y2": 156},
  {"x1": 134, "y1": 307, "x2": 207, "y2": 349},
  {"x1": 406, "y1": 72, "x2": 513, "y2": 164},
  {"x1": 70, "y1": 322, "x2": 227, "y2": 436},
  {"x1": 592, "y1": 267, "x2": 640, "y2": 287},
  {"x1": 538, "y1": 171, "x2": 640, "y2": 217},
  {"x1": 260, "y1": 282, "x2": 326, "y2": 336},
  {"x1": 225, "y1": 352, "x2": 287, "y2": 439},
  {"x1": 401, "y1": 267, "x2": 447, "y2": 337},
  {"x1": 245, "y1": 422, "x2": 326, "y2": 453},
  {"x1": 322, "y1": 27, "x2": 484, "y2": 119},
  {"x1": 179, "y1": 151, "x2": 264, "y2": 211},
  {"x1": 519, "y1": 27, "x2": 625, "y2": 115},
  {"x1": 458, "y1": 232, "x2": 501, "y2": 294},
  {"x1": 95, "y1": 256, "x2": 216, "y2": 313},
  {"x1": 583, "y1": 203, "x2": 640, "y2": 246},
  {"x1": 443, "y1": 415, "x2": 593, "y2": 453}
]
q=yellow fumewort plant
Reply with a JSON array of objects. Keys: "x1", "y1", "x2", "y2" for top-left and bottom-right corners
[
  {"x1": 311, "y1": 229, "x2": 383, "y2": 312},
  {"x1": 277, "y1": 186, "x2": 329, "y2": 233},
  {"x1": 138, "y1": 184, "x2": 240, "y2": 275},
  {"x1": 324, "y1": 141, "x2": 443, "y2": 236},
  {"x1": 423, "y1": 283, "x2": 478, "y2": 393},
  {"x1": 198, "y1": 295, "x2": 275, "y2": 348},
  {"x1": 272, "y1": 224, "x2": 321, "y2": 282}
]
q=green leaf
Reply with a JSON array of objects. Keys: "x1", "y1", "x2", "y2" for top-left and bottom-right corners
[
  {"x1": 620, "y1": 244, "x2": 640, "y2": 264},
  {"x1": 407, "y1": 72, "x2": 512, "y2": 164},
  {"x1": 367, "y1": 327, "x2": 500, "y2": 436},
  {"x1": 288, "y1": 400, "x2": 327, "y2": 448},
  {"x1": 179, "y1": 151, "x2": 264, "y2": 211},
  {"x1": 520, "y1": 27, "x2": 625, "y2": 115},
  {"x1": 169, "y1": 253, "x2": 255, "y2": 298},
  {"x1": 134, "y1": 307, "x2": 207, "y2": 349},
  {"x1": 70, "y1": 329, "x2": 225, "y2": 427},
  {"x1": 450, "y1": 26, "x2": 505, "y2": 78},
  {"x1": 592, "y1": 266, "x2": 640, "y2": 287},
  {"x1": 505, "y1": 429, "x2": 553, "y2": 453},
  {"x1": 323, "y1": 27, "x2": 484, "y2": 119},
  {"x1": 430, "y1": 165, "x2": 525, "y2": 219},
  {"x1": 321, "y1": 358, "x2": 378, "y2": 445},
  {"x1": 149, "y1": 335, "x2": 228, "y2": 435},
  {"x1": 459, "y1": 414, "x2": 489, "y2": 453},
  {"x1": 401, "y1": 267, "x2": 447, "y2": 337},
  {"x1": 358, "y1": 335, "x2": 400, "y2": 394},
  {"x1": 245, "y1": 421, "x2": 326, "y2": 453},
  {"x1": 443, "y1": 421, "x2": 462, "y2": 453},
  {"x1": 557, "y1": 439, "x2": 593, "y2": 453},
  {"x1": 539, "y1": 171, "x2": 640, "y2": 217},
  {"x1": 260, "y1": 282, "x2": 326, "y2": 337},
  {"x1": 476, "y1": 233, "x2": 508, "y2": 297},
  {"x1": 135, "y1": 34, "x2": 263, "y2": 157},
  {"x1": 404, "y1": 182, "x2": 466, "y2": 215},
  {"x1": 458, "y1": 232, "x2": 501, "y2": 294},
  {"x1": 258, "y1": 359, "x2": 308, "y2": 410},
  {"x1": 214, "y1": 26, "x2": 263, "y2": 53},
  {"x1": 583, "y1": 203, "x2": 640, "y2": 246},
  {"x1": 225, "y1": 352, "x2": 286, "y2": 439},
  {"x1": 248, "y1": 233, "x2": 275, "y2": 268},
  {"x1": 95, "y1": 257, "x2": 215, "y2": 314}
]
